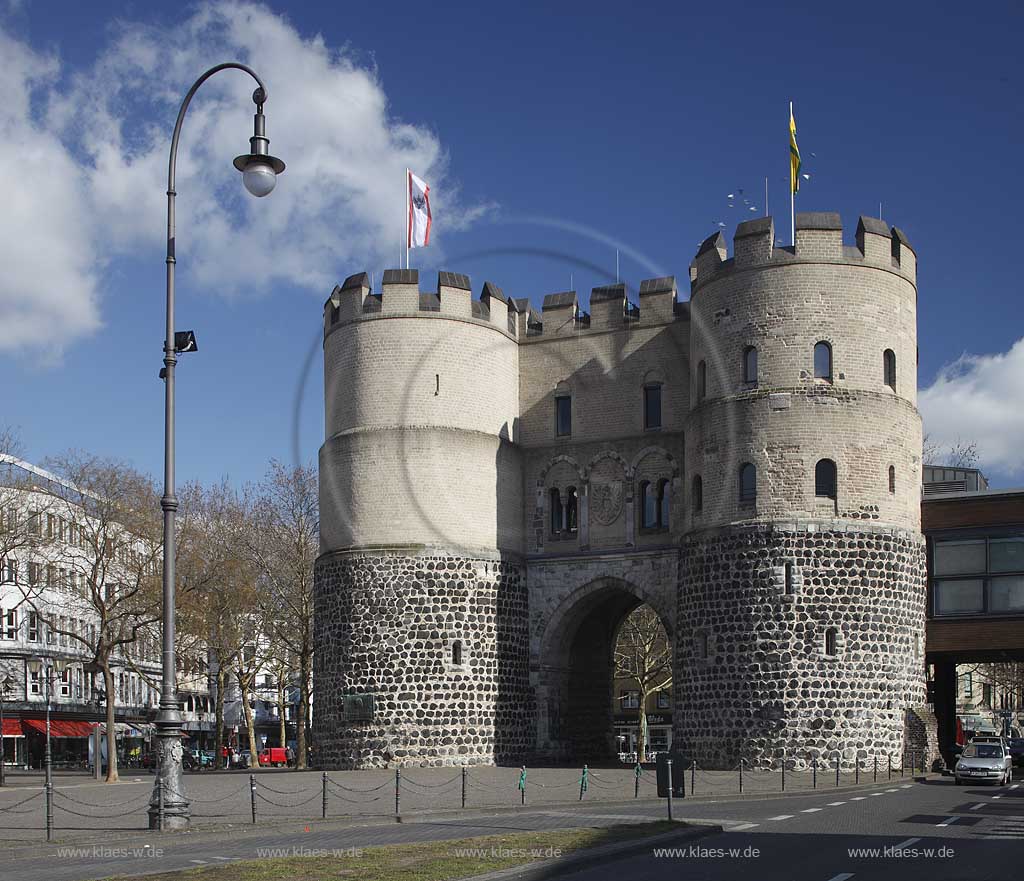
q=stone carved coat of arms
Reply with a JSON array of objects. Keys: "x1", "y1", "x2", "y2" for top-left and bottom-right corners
[{"x1": 590, "y1": 480, "x2": 623, "y2": 525}]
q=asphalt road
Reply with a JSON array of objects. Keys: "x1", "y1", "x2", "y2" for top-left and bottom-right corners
[
  {"x1": 0, "y1": 774, "x2": 1020, "y2": 881},
  {"x1": 556, "y1": 775, "x2": 1024, "y2": 881}
]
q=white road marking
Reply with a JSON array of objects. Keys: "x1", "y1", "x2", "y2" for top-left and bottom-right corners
[
  {"x1": 212, "y1": 857, "x2": 237, "y2": 861},
  {"x1": 850, "y1": 796, "x2": 867, "y2": 801},
  {"x1": 825, "y1": 874, "x2": 855, "y2": 881},
  {"x1": 869, "y1": 792, "x2": 884, "y2": 797},
  {"x1": 892, "y1": 837, "x2": 921, "y2": 849},
  {"x1": 993, "y1": 795, "x2": 1002, "y2": 799},
  {"x1": 189, "y1": 860, "x2": 208, "y2": 865},
  {"x1": 900, "y1": 784, "x2": 913, "y2": 789},
  {"x1": 767, "y1": 814, "x2": 794, "y2": 821},
  {"x1": 1011, "y1": 784, "x2": 1019, "y2": 790},
  {"x1": 970, "y1": 803, "x2": 986, "y2": 811},
  {"x1": 827, "y1": 801, "x2": 846, "y2": 806},
  {"x1": 936, "y1": 816, "x2": 959, "y2": 827},
  {"x1": 801, "y1": 808, "x2": 823, "y2": 813},
  {"x1": 731, "y1": 822, "x2": 759, "y2": 830},
  {"x1": 885, "y1": 788, "x2": 899, "y2": 792}
]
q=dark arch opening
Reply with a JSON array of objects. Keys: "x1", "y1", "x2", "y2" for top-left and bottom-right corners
[{"x1": 537, "y1": 581, "x2": 673, "y2": 764}]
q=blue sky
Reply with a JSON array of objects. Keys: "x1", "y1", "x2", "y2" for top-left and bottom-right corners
[{"x1": 0, "y1": 0, "x2": 1022, "y2": 487}]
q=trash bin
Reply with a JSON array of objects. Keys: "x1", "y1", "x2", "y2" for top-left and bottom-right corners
[{"x1": 656, "y1": 751, "x2": 686, "y2": 798}]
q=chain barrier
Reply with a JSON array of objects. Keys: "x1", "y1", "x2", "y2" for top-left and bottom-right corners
[
  {"x1": 51, "y1": 788, "x2": 152, "y2": 808},
  {"x1": 187, "y1": 783, "x2": 250, "y2": 804},
  {"x1": 0, "y1": 790, "x2": 44, "y2": 813},
  {"x1": 254, "y1": 789, "x2": 324, "y2": 809},
  {"x1": 326, "y1": 778, "x2": 386, "y2": 803},
  {"x1": 324, "y1": 777, "x2": 394, "y2": 793},
  {"x1": 399, "y1": 773, "x2": 462, "y2": 790}
]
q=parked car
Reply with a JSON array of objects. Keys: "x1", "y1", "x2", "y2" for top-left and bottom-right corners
[
  {"x1": 1006, "y1": 737, "x2": 1024, "y2": 768},
  {"x1": 258, "y1": 747, "x2": 289, "y2": 767},
  {"x1": 954, "y1": 742, "x2": 1013, "y2": 786}
]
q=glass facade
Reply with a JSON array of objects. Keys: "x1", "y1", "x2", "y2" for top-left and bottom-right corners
[{"x1": 931, "y1": 533, "x2": 1024, "y2": 616}]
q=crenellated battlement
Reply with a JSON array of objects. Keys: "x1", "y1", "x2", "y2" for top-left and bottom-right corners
[
  {"x1": 323, "y1": 269, "x2": 688, "y2": 341},
  {"x1": 690, "y1": 213, "x2": 917, "y2": 292}
]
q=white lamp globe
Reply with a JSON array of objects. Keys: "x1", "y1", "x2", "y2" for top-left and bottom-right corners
[{"x1": 242, "y1": 160, "x2": 277, "y2": 197}]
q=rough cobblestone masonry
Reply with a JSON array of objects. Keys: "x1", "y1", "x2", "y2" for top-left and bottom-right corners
[{"x1": 314, "y1": 214, "x2": 931, "y2": 769}]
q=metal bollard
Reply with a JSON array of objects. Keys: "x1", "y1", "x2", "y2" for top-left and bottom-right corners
[
  {"x1": 691, "y1": 759, "x2": 696, "y2": 796},
  {"x1": 855, "y1": 758, "x2": 859, "y2": 785},
  {"x1": 921, "y1": 749, "x2": 926, "y2": 774},
  {"x1": 322, "y1": 772, "x2": 328, "y2": 819},
  {"x1": 781, "y1": 752, "x2": 786, "y2": 792},
  {"x1": 888, "y1": 755, "x2": 892, "y2": 781},
  {"x1": 813, "y1": 757, "x2": 817, "y2": 789},
  {"x1": 666, "y1": 759, "x2": 674, "y2": 821},
  {"x1": 462, "y1": 766, "x2": 467, "y2": 809},
  {"x1": 739, "y1": 758, "x2": 743, "y2": 793},
  {"x1": 835, "y1": 754, "x2": 840, "y2": 787},
  {"x1": 249, "y1": 774, "x2": 257, "y2": 825},
  {"x1": 873, "y1": 756, "x2": 878, "y2": 783},
  {"x1": 579, "y1": 765, "x2": 588, "y2": 801},
  {"x1": 395, "y1": 767, "x2": 401, "y2": 817},
  {"x1": 518, "y1": 766, "x2": 527, "y2": 805}
]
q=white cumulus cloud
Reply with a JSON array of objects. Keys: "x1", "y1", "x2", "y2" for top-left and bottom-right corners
[
  {"x1": 919, "y1": 338, "x2": 1024, "y2": 479},
  {"x1": 0, "y1": 1, "x2": 486, "y2": 358}
]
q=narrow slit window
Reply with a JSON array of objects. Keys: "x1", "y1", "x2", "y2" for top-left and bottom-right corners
[
  {"x1": 814, "y1": 341, "x2": 833, "y2": 382},
  {"x1": 451, "y1": 640, "x2": 463, "y2": 666},
  {"x1": 555, "y1": 395, "x2": 572, "y2": 437},
  {"x1": 888, "y1": 465, "x2": 896, "y2": 494},
  {"x1": 644, "y1": 384, "x2": 662, "y2": 430},
  {"x1": 743, "y1": 346, "x2": 758, "y2": 385},
  {"x1": 883, "y1": 349, "x2": 896, "y2": 390},
  {"x1": 549, "y1": 488, "x2": 563, "y2": 535},
  {"x1": 739, "y1": 463, "x2": 756, "y2": 503},
  {"x1": 697, "y1": 360, "x2": 707, "y2": 402},
  {"x1": 692, "y1": 475, "x2": 703, "y2": 512},
  {"x1": 815, "y1": 458, "x2": 837, "y2": 500},
  {"x1": 824, "y1": 627, "x2": 838, "y2": 656},
  {"x1": 784, "y1": 561, "x2": 794, "y2": 595}
]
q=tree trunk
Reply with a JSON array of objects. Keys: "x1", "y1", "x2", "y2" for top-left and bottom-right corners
[
  {"x1": 277, "y1": 679, "x2": 286, "y2": 751},
  {"x1": 637, "y1": 687, "x2": 649, "y2": 764},
  {"x1": 297, "y1": 652, "x2": 311, "y2": 769},
  {"x1": 239, "y1": 670, "x2": 260, "y2": 765},
  {"x1": 103, "y1": 662, "x2": 119, "y2": 783},
  {"x1": 214, "y1": 667, "x2": 226, "y2": 770}
]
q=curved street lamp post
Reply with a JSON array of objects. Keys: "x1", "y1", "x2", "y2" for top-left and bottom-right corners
[{"x1": 151, "y1": 63, "x2": 284, "y2": 831}]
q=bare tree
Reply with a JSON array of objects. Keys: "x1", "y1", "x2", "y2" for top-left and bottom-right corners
[
  {"x1": 22, "y1": 452, "x2": 163, "y2": 783},
  {"x1": 614, "y1": 605, "x2": 672, "y2": 762},
  {"x1": 923, "y1": 434, "x2": 981, "y2": 469},
  {"x1": 243, "y1": 462, "x2": 317, "y2": 769}
]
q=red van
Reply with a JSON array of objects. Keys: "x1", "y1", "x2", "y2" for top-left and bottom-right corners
[{"x1": 258, "y1": 747, "x2": 289, "y2": 767}]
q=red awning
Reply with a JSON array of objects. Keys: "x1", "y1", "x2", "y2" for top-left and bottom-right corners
[
  {"x1": 22, "y1": 719, "x2": 97, "y2": 737},
  {"x1": 2, "y1": 718, "x2": 23, "y2": 737}
]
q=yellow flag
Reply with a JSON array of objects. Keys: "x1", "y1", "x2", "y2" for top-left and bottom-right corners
[{"x1": 790, "y1": 106, "x2": 802, "y2": 195}]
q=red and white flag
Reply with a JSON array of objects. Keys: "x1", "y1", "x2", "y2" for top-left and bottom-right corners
[{"x1": 408, "y1": 169, "x2": 431, "y2": 249}]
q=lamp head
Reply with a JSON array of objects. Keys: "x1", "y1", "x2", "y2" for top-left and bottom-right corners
[{"x1": 234, "y1": 89, "x2": 285, "y2": 197}]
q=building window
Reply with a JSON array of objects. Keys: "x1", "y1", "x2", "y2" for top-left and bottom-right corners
[
  {"x1": 743, "y1": 346, "x2": 758, "y2": 385},
  {"x1": 565, "y1": 487, "x2": 578, "y2": 533},
  {"x1": 644, "y1": 384, "x2": 662, "y2": 430},
  {"x1": 29, "y1": 669, "x2": 41, "y2": 696},
  {"x1": 28, "y1": 562, "x2": 40, "y2": 585},
  {"x1": 28, "y1": 611, "x2": 38, "y2": 642},
  {"x1": 814, "y1": 341, "x2": 833, "y2": 382},
  {"x1": 784, "y1": 561, "x2": 794, "y2": 595},
  {"x1": 888, "y1": 465, "x2": 896, "y2": 494},
  {"x1": 739, "y1": 463, "x2": 756, "y2": 503},
  {"x1": 824, "y1": 627, "x2": 838, "y2": 656},
  {"x1": 963, "y1": 672, "x2": 973, "y2": 698},
  {"x1": 2, "y1": 558, "x2": 15, "y2": 583},
  {"x1": 884, "y1": 349, "x2": 896, "y2": 390},
  {"x1": 696, "y1": 360, "x2": 707, "y2": 402},
  {"x1": 692, "y1": 475, "x2": 703, "y2": 512},
  {"x1": 640, "y1": 481, "x2": 656, "y2": 529},
  {"x1": 658, "y1": 479, "x2": 670, "y2": 529},
  {"x1": 983, "y1": 683, "x2": 994, "y2": 707},
  {"x1": 656, "y1": 691, "x2": 670, "y2": 709},
  {"x1": 1, "y1": 608, "x2": 17, "y2": 640},
  {"x1": 620, "y1": 690, "x2": 640, "y2": 710},
  {"x1": 555, "y1": 395, "x2": 572, "y2": 437},
  {"x1": 451, "y1": 640, "x2": 463, "y2": 666},
  {"x1": 815, "y1": 458, "x2": 837, "y2": 500},
  {"x1": 59, "y1": 667, "x2": 71, "y2": 698},
  {"x1": 549, "y1": 488, "x2": 562, "y2": 535}
]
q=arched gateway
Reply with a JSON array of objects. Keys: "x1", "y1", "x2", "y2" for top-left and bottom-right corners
[{"x1": 533, "y1": 578, "x2": 674, "y2": 762}]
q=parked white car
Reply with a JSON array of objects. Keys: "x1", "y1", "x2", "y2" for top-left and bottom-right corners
[{"x1": 955, "y1": 742, "x2": 1013, "y2": 786}]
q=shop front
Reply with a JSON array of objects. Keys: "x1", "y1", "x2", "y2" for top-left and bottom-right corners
[
  {"x1": 2, "y1": 718, "x2": 27, "y2": 769},
  {"x1": 22, "y1": 718, "x2": 97, "y2": 769},
  {"x1": 613, "y1": 712, "x2": 673, "y2": 761}
]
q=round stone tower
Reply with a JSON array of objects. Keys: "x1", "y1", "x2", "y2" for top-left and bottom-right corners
[
  {"x1": 314, "y1": 269, "x2": 533, "y2": 768},
  {"x1": 676, "y1": 213, "x2": 926, "y2": 769}
]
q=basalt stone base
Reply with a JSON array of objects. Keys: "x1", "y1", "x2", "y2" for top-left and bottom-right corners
[
  {"x1": 313, "y1": 549, "x2": 534, "y2": 769},
  {"x1": 674, "y1": 523, "x2": 927, "y2": 770}
]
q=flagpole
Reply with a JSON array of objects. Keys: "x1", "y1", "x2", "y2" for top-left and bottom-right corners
[
  {"x1": 405, "y1": 168, "x2": 410, "y2": 270},
  {"x1": 789, "y1": 102, "x2": 795, "y2": 246}
]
